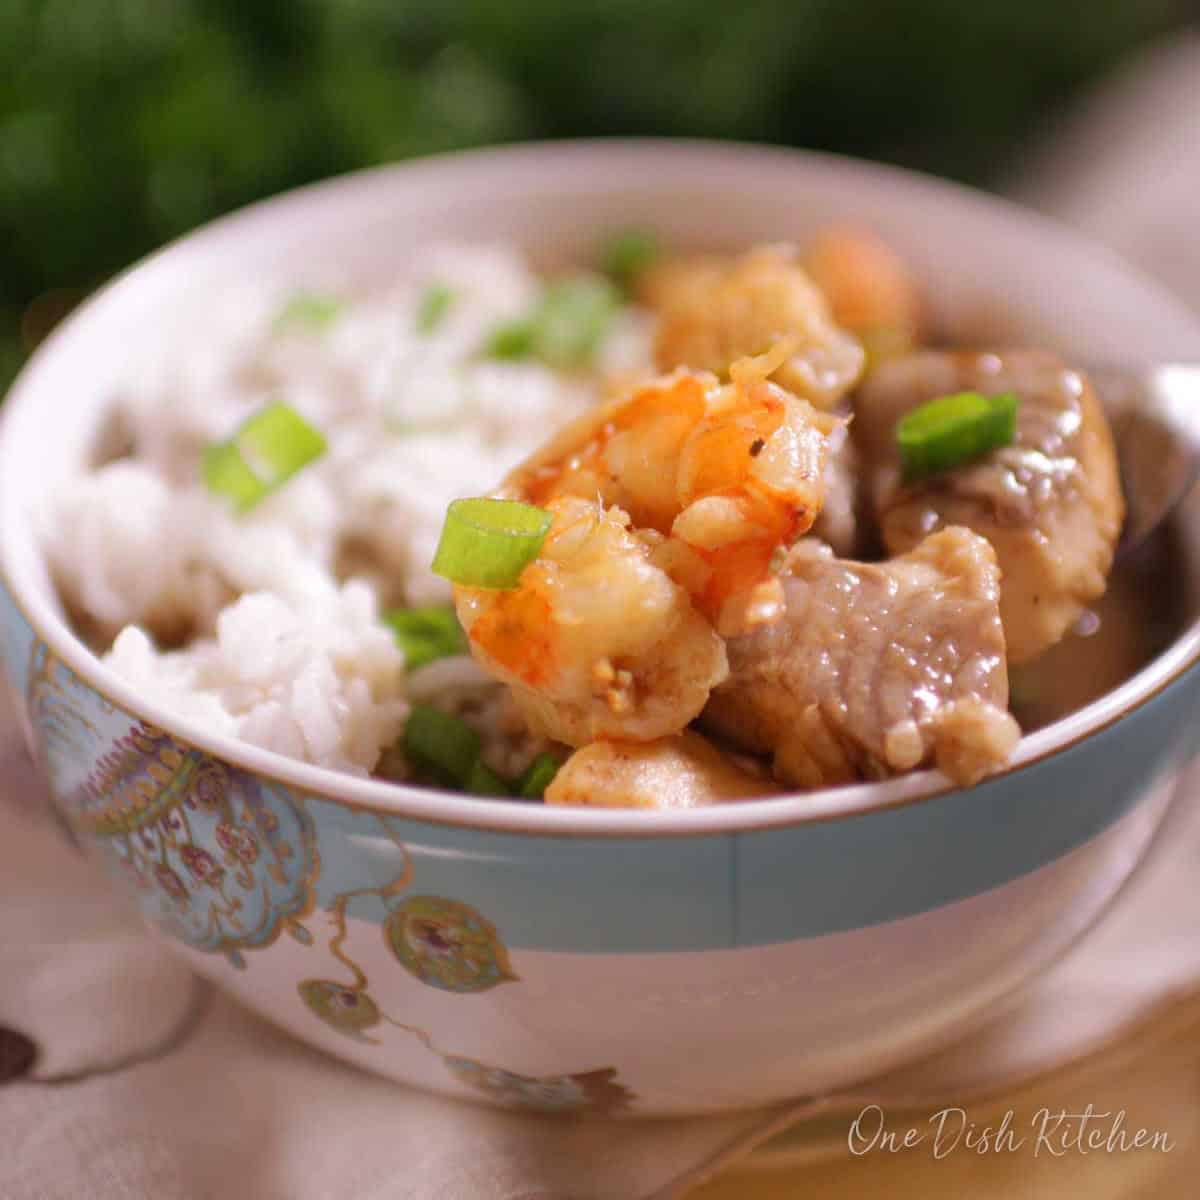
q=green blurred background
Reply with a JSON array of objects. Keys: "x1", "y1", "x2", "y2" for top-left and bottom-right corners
[{"x1": 1, "y1": 0, "x2": 1193, "y2": 389}]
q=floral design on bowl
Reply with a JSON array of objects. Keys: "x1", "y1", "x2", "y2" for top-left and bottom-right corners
[
  {"x1": 26, "y1": 641, "x2": 320, "y2": 968},
  {"x1": 297, "y1": 979, "x2": 383, "y2": 1042},
  {"x1": 442, "y1": 1057, "x2": 634, "y2": 1115},
  {"x1": 383, "y1": 895, "x2": 518, "y2": 993}
]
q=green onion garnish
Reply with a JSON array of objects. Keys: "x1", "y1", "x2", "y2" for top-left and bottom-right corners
[
  {"x1": 401, "y1": 705, "x2": 514, "y2": 796},
  {"x1": 532, "y1": 274, "x2": 621, "y2": 367},
  {"x1": 484, "y1": 319, "x2": 536, "y2": 360},
  {"x1": 600, "y1": 227, "x2": 660, "y2": 290},
  {"x1": 482, "y1": 273, "x2": 621, "y2": 367},
  {"x1": 415, "y1": 283, "x2": 454, "y2": 335},
  {"x1": 274, "y1": 291, "x2": 343, "y2": 332},
  {"x1": 516, "y1": 752, "x2": 560, "y2": 799},
  {"x1": 896, "y1": 391, "x2": 1020, "y2": 483},
  {"x1": 384, "y1": 606, "x2": 467, "y2": 671},
  {"x1": 466, "y1": 759, "x2": 511, "y2": 796},
  {"x1": 202, "y1": 402, "x2": 327, "y2": 513},
  {"x1": 402, "y1": 704, "x2": 481, "y2": 787},
  {"x1": 431, "y1": 497, "x2": 552, "y2": 589}
]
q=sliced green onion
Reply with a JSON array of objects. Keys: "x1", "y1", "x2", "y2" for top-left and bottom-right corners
[
  {"x1": 432, "y1": 497, "x2": 552, "y2": 589},
  {"x1": 201, "y1": 442, "x2": 264, "y2": 514},
  {"x1": 481, "y1": 273, "x2": 621, "y2": 367},
  {"x1": 466, "y1": 758, "x2": 511, "y2": 796},
  {"x1": 415, "y1": 283, "x2": 454, "y2": 334},
  {"x1": 202, "y1": 402, "x2": 327, "y2": 513},
  {"x1": 516, "y1": 752, "x2": 560, "y2": 799},
  {"x1": 274, "y1": 291, "x2": 343, "y2": 332},
  {"x1": 402, "y1": 705, "x2": 481, "y2": 786},
  {"x1": 484, "y1": 318, "x2": 536, "y2": 360},
  {"x1": 532, "y1": 274, "x2": 621, "y2": 367},
  {"x1": 896, "y1": 391, "x2": 1019, "y2": 483},
  {"x1": 600, "y1": 227, "x2": 660, "y2": 290},
  {"x1": 401, "y1": 705, "x2": 514, "y2": 796},
  {"x1": 384, "y1": 606, "x2": 467, "y2": 671}
]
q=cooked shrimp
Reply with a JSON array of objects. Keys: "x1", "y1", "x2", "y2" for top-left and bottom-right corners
[
  {"x1": 802, "y1": 225, "x2": 923, "y2": 362},
  {"x1": 505, "y1": 346, "x2": 843, "y2": 634},
  {"x1": 642, "y1": 245, "x2": 865, "y2": 409},
  {"x1": 453, "y1": 496, "x2": 727, "y2": 746}
]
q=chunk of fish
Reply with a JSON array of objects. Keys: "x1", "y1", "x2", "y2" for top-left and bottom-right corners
[
  {"x1": 854, "y1": 351, "x2": 1124, "y2": 664},
  {"x1": 545, "y1": 730, "x2": 774, "y2": 809},
  {"x1": 703, "y1": 529, "x2": 1020, "y2": 788}
]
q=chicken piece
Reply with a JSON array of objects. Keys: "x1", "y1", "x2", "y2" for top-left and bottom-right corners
[
  {"x1": 545, "y1": 730, "x2": 774, "y2": 809},
  {"x1": 455, "y1": 497, "x2": 727, "y2": 747},
  {"x1": 642, "y1": 246, "x2": 865, "y2": 410},
  {"x1": 802, "y1": 225, "x2": 923, "y2": 362},
  {"x1": 507, "y1": 348, "x2": 843, "y2": 635},
  {"x1": 703, "y1": 530, "x2": 1020, "y2": 788},
  {"x1": 855, "y1": 351, "x2": 1124, "y2": 664}
]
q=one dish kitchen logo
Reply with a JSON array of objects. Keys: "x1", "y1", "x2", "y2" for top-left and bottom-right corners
[{"x1": 848, "y1": 1104, "x2": 1174, "y2": 1159}]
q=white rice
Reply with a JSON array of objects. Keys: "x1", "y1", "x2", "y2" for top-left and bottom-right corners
[{"x1": 43, "y1": 244, "x2": 654, "y2": 777}]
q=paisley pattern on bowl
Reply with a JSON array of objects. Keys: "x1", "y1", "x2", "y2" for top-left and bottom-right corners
[
  {"x1": 442, "y1": 1057, "x2": 634, "y2": 1115},
  {"x1": 27, "y1": 642, "x2": 320, "y2": 968},
  {"x1": 384, "y1": 895, "x2": 518, "y2": 993},
  {"x1": 297, "y1": 979, "x2": 383, "y2": 1042},
  {"x1": 21, "y1": 634, "x2": 631, "y2": 1110}
]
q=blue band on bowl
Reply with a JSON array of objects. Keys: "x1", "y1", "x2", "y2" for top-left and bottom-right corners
[
  {"x1": 311, "y1": 668, "x2": 1196, "y2": 950},
  {"x1": 2, "y1": 574, "x2": 1195, "y2": 955}
]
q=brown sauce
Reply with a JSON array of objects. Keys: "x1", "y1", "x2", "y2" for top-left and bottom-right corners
[{"x1": 1008, "y1": 525, "x2": 1186, "y2": 733}]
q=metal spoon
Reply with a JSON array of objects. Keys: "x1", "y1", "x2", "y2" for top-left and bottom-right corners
[{"x1": 1088, "y1": 364, "x2": 1200, "y2": 556}]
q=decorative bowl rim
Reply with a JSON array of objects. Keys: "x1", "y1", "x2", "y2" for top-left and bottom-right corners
[{"x1": 3, "y1": 138, "x2": 1199, "y2": 838}]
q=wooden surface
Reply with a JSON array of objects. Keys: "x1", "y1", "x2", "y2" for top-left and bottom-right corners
[{"x1": 695, "y1": 1001, "x2": 1200, "y2": 1198}]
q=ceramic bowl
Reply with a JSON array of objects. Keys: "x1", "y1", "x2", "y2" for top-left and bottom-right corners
[{"x1": 2, "y1": 142, "x2": 1199, "y2": 1117}]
